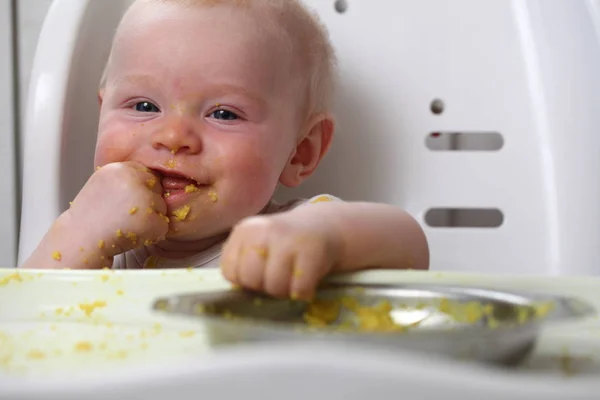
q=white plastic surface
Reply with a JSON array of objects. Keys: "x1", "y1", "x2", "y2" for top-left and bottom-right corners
[
  {"x1": 0, "y1": 1, "x2": 17, "y2": 267},
  {"x1": 17, "y1": 0, "x2": 600, "y2": 275},
  {"x1": 1, "y1": 269, "x2": 599, "y2": 399}
]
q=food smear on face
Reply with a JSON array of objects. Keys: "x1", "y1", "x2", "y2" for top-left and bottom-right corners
[
  {"x1": 185, "y1": 184, "x2": 198, "y2": 193},
  {"x1": 208, "y1": 189, "x2": 218, "y2": 202},
  {"x1": 165, "y1": 159, "x2": 177, "y2": 169},
  {"x1": 146, "y1": 178, "x2": 157, "y2": 189},
  {"x1": 126, "y1": 232, "x2": 138, "y2": 245},
  {"x1": 172, "y1": 205, "x2": 191, "y2": 221}
]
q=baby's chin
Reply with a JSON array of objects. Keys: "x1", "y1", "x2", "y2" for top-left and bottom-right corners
[
  {"x1": 164, "y1": 223, "x2": 221, "y2": 241},
  {"x1": 163, "y1": 215, "x2": 231, "y2": 242}
]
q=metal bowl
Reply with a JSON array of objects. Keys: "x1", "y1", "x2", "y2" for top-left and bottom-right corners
[{"x1": 152, "y1": 283, "x2": 595, "y2": 366}]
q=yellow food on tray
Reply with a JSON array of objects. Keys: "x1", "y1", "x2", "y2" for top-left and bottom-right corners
[
  {"x1": 300, "y1": 294, "x2": 554, "y2": 333},
  {"x1": 303, "y1": 297, "x2": 406, "y2": 332}
]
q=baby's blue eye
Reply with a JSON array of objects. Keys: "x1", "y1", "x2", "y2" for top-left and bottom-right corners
[
  {"x1": 135, "y1": 101, "x2": 160, "y2": 113},
  {"x1": 211, "y1": 109, "x2": 239, "y2": 121}
]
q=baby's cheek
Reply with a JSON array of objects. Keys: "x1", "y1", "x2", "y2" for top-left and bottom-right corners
[
  {"x1": 94, "y1": 129, "x2": 137, "y2": 166},
  {"x1": 225, "y1": 151, "x2": 280, "y2": 211}
]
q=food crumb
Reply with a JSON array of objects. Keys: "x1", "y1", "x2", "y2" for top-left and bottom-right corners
[
  {"x1": 98, "y1": 240, "x2": 105, "y2": 249},
  {"x1": 0, "y1": 273, "x2": 22, "y2": 286},
  {"x1": 173, "y1": 205, "x2": 191, "y2": 221},
  {"x1": 116, "y1": 289, "x2": 124, "y2": 296},
  {"x1": 309, "y1": 195, "x2": 334, "y2": 204},
  {"x1": 185, "y1": 184, "x2": 198, "y2": 193},
  {"x1": 179, "y1": 330, "x2": 195, "y2": 338},
  {"x1": 129, "y1": 207, "x2": 139, "y2": 215},
  {"x1": 165, "y1": 159, "x2": 176, "y2": 169},
  {"x1": 78, "y1": 300, "x2": 107, "y2": 317},
  {"x1": 26, "y1": 350, "x2": 46, "y2": 360},
  {"x1": 146, "y1": 178, "x2": 157, "y2": 189},
  {"x1": 126, "y1": 232, "x2": 138, "y2": 245},
  {"x1": 144, "y1": 239, "x2": 153, "y2": 246},
  {"x1": 116, "y1": 229, "x2": 123, "y2": 238},
  {"x1": 74, "y1": 341, "x2": 93, "y2": 352},
  {"x1": 52, "y1": 251, "x2": 62, "y2": 261},
  {"x1": 208, "y1": 189, "x2": 218, "y2": 202},
  {"x1": 293, "y1": 269, "x2": 303, "y2": 278},
  {"x1": 251, "y1": 246, "x2": 268, "y2": 259}
]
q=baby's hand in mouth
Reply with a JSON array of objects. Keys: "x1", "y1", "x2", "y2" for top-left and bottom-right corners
[{"x1": 56, "y1": 161, "x2": 170, "y2": 268}]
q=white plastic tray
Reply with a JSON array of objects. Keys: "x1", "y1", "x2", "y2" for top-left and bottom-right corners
[{"x1": 1, "y1": 268, "x2": 599, "y2": 396}]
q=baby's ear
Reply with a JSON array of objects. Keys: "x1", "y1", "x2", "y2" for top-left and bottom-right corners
[{"x1": 279, "y1": 113, "x2": 335, "y2": 188}]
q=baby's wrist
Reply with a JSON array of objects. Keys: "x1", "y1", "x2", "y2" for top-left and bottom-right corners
[{"x1": 36, "y1": 212, "x2": 115, "y2": 269}]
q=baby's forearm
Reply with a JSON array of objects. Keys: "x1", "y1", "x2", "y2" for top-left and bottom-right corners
[
  {"x1": 20, "y1": 212, "x2": 113, "y2": 270},
  {"x1": 299, "y1": 202, "x2": 429, "y2": 272}
]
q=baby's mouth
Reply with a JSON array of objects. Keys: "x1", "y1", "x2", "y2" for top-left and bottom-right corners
[
  {"x1": 161, "y1": 175, "x2": 197, "y2": 191},
  {"x1": 150, "y1": 169, "x2": 205, "y2": 192}
]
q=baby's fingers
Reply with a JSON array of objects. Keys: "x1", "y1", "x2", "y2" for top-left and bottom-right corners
[
  {"x1": 221, "y1": 236, "x2": 241, "y2": 283},
  {"x1": 263, "y1": 247, "x2": 294, "y2": 298},
  {"x1": 289, "y1": 247, "x2": 333, "y2": 301},
  {"x1": 235, "y1": 244, "x2": 269, "y2": 292}
]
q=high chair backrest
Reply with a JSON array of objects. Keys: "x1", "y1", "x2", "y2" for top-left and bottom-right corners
[{"x1": 18, "y1": 0, "x2": 600, "y2": 275}]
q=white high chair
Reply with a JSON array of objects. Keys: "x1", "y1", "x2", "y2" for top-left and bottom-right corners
[{"x1": 16, "y1": 0, "x2": 600, "y2": 275}]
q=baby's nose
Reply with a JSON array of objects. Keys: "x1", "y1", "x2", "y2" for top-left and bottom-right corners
[{"x1": 151, "y1": 118, "x2": 203, "y2": 154}]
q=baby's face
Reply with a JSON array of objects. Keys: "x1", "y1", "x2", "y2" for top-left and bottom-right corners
[{"x1": 96, "y1": 2, "x2": 303, "y2": 240}]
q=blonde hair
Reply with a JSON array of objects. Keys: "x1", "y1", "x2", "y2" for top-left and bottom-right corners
[{"x1": 100, "y1": 0, "x2": 337, "y2": 117}]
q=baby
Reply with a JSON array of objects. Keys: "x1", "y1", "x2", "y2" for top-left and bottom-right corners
[{"x1": 21, "y1": 0, "x2": 429, "y2": 300}]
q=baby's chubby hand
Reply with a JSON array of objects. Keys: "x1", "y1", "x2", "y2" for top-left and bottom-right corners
[
  {"x1": 20, "y1": 161, "x2": 173, "y2": 269},
  {"x1": 220, "y1": 207, "x2": 344, "y2": 300},
  {"x1": 65, "y1": 162, "x2": 169, "y2": 259}
]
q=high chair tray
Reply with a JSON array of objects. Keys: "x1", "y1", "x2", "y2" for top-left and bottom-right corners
[
  {"x1": 153, "y1": 282, "x2": 593, "y2": 366},
  {"x1": 0, "y1": 268, "x2": 599, "y2": 383}
]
